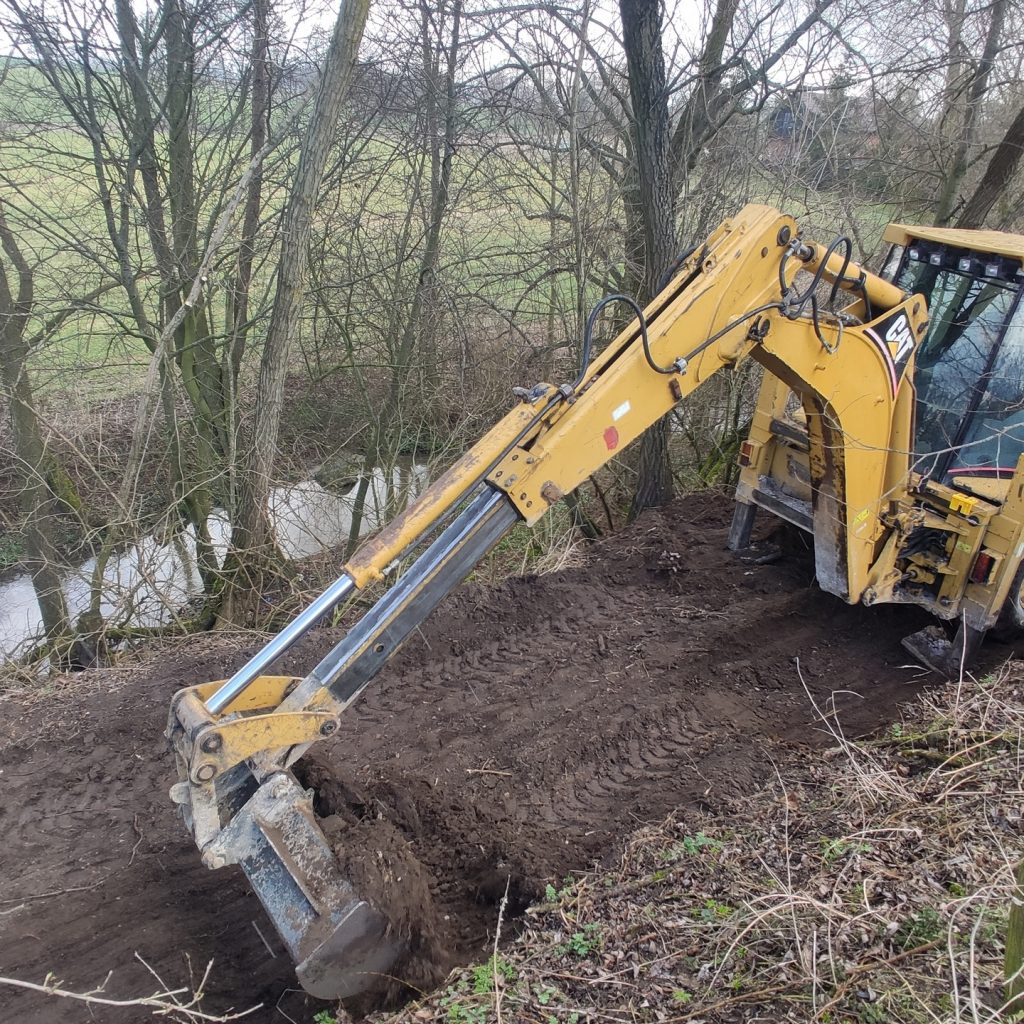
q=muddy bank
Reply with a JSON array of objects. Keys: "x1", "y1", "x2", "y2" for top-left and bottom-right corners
[{"x1": 0, "y1": 491, "x2": 1003, "y2": 1023}]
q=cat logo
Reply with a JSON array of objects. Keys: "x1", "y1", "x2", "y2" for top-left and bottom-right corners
[{"x1": 866, "y1": 310, "x2": 919, "y2": 395}]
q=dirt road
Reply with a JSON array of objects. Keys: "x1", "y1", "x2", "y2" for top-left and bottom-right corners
[{"x1": 0, "y1": 492, "x2": 983, "y2": 1022}]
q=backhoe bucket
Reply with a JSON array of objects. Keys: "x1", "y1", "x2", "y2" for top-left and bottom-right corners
[
  {"x1": 202, "y1": 771, "x2": 403, "y2": 999},
  {"x1": 168, "y1": 490, "x2": 520, "y2": 999}
]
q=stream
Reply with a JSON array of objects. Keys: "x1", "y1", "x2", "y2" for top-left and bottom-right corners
[{"x1": 0, "y1": 461, "x2": 428, "y2": 660}]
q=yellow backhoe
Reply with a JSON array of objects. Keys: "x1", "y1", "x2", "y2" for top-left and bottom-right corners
[{"x1": 166, "y1": 204, "x2": 1024, "y2": 999}]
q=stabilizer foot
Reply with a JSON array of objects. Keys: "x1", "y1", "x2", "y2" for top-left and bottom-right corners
[
  {"x1": 901, "y1": 621, "x2": 985, "y2": 677},
  {"x1": 728, "y1": 500, "x2": 757, "y2": 552}
]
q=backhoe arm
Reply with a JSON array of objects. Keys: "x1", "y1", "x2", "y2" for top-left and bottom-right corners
[{"x1": 166, "y1": 204, "x2": 926, "y2": 1000}]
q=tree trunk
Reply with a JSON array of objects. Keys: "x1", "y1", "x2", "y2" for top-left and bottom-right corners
[
  {"x1": 934, "y1": 0, "x2": 1008, "y2": 225},
  {"x1": 955, "y1": 102, "x2": 1024, "y2": 229},
  {"x1": 391, "y1": 0, "x2": 462, "y2": 430},
  {"x1": 221, "y1": 0, "x2": 370, "y2": 626},
  {"x1": 227, "y1": 0, "x2": 270, "y2": 381},
  {"x1": 669, "y1": 0, "x2": 739, "y2": 190},
  {"x1": 619, "y1": 0, "x2": 677, "y2": 517},
  {"x1": 164, "y1": 0, "x2": 222, "y2": 585},
  {"x1": 0, "y1": 204, "x2": 70, "y2": 646},
  {"x1": 116, "y1": 0, "x2": 219, "y2": 586},
  {"x1": 226, "y1": 0, "x2": 271, "y2": 518}
]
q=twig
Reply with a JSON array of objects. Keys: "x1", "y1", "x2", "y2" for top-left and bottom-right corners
[
  {"x1": 127, "y1": 814, "x2": 144, "y2": 867},
  {"x1": 0, "y1": 971, "x2": 262, "y2": 1021},
  {"x1": 812, "y1": 939, "x2": 943, "y2": 1018},
  {"x1": 0, "y1": 877, "x2": 108, "y2": 905},
  {"x1": 252, "y1": 920, "x2": 277, "y2": 958},
  {"x1": 669, "y1": 978, "x2": 809, "y2": 1020},
  {"x1": 493, "y1": 875, "x2": 511, "y2": 1024},
  {"x1": 274, "y1": 990, "x2": 302, "y2": 1024}
]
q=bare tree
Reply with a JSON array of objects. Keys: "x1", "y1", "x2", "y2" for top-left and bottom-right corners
[
  {"x1": 934, "y1": 0, "x2": 1009, "y2": 223},
  {"x1": 956, "y1": 99, "x2": 1024, "y2": 229},
  {"x1": 0, "y1": 203, "x2": 69, "y2": 645},
  {"x1": 222, "y1": 0, "x2": 371, "y2": 625}
]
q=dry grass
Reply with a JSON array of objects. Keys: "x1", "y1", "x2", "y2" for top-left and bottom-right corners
[{"x1": 367, "y1": 663, "x2": 1024, "y2": 1024}]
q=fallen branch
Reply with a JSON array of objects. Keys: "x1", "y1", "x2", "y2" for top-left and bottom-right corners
[
  {"x1": 0, "y1": 966, "x2": 262, "y2": 1022},
  {"x1": 0, "y1": 877, "x2": 109, "y2": 906}
]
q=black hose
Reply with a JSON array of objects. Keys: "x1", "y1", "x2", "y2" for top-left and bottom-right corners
[
  {"x1": 578, "y1": 293, "x2": 677, "y2": 381},
  {"x1": 574, "y1": 249, "x2": 711, "y2": 389},
  {"x1": 783, "y1": 236, "x2": 853, "y2": 318},
  {"x1": 579, "y1": 234, "x2": 867, "y2": 395},
  {"x1": 781, "y1": 236, "x2": 857, "y2": 353},
  {"x1": 827, "y1": 239, "x2": 854, "y2": 307},
  {"x1": 679, "y1": 301, "x2": 788, "y2": 364},
  {"x1": 581, "y1": 291, "x2": 787, "y2": 386}
]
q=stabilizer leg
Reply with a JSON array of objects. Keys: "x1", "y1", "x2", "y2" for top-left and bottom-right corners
[
  {"x1": 727, "y1": 499, "x2": 758, "y2": 552},
  {"x1": 901, "y1": 616, "x2": 986, "y2": 676}
]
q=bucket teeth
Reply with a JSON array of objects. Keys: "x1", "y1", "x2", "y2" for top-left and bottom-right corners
[{"x1": 205, "y1": 772, "x2": 404, "y2": 1000}]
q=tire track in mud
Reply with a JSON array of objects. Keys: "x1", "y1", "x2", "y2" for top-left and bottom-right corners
[
  {"x1": 0, "y1": 491, "x2": 995, "y2": 1022},
  {"x1": 301, "y1": 496, "x2": 945, "y2": 1003}
]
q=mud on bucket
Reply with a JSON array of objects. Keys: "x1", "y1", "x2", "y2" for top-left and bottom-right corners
[{"x1": 205, "y1": 771, "x2": 436, "y2": 1001}]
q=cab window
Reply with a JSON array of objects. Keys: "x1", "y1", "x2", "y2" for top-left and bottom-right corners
[{"x1": 897, "y1": 259, "x2": 1020, "y2": 478}]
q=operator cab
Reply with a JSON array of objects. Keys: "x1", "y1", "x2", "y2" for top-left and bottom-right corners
[{"x1": 882, "y1": 224, "x2": 1024, "y2": 502}]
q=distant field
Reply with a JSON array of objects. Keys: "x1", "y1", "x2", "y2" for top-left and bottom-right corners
[
  {"x1": 0, "y1": 93, "x2": 571, "y2": 406},
  {"x1": 0, "y1": 56, "x2": 910, "y2": 412}
]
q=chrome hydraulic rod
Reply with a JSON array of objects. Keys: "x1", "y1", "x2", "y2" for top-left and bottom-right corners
[
  {"x1": 280, "y1": 486, "x2": 516, "y2": 715},
  {"x1": 206, "y1": 573, "x2": 356, "y2": 714}
]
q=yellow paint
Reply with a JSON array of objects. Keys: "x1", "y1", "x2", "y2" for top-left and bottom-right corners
[
  {"x1": 343, "y1": 399, "x2": 551, "y2": 587},
  {"x1": 189, "y1": 710, "x2": 335, "y2": 783},
  {"x1": 950, "y1": 493, "x2": 978, "y2": 516},
  {"x1": 171, "y1": 202, "x2": 1024, "y2": 790},
  {"x1": 185, "y1": 675, "x2": 300, "y2": 714},
  {"x1": 884, "y1": 222, "x2": 1024, "y2": 262}
]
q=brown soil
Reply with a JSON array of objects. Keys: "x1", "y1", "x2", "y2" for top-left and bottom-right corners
[
  {"x1": 0, "y1": 491, "x2": 1009, "y2": 1023},
  {"x1": 319, "y1": 812, "x2": 448, "y2": 1012}
]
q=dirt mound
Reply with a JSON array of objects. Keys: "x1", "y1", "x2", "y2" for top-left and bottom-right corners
[
  {"x1": 321, "y1": 812, "x2": 447, "y2": 1013},
  {"x1": 0, "y1": 491, "x2": 1002, "y2": 1022}
]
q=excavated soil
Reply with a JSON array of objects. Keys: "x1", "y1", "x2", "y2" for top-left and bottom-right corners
[{"x1": 0, "y1": 491, "x2": 1009, "y2": 1022}]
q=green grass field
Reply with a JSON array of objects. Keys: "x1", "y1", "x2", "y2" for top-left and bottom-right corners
[{"x1": 0, "y1": 55, "x2": 918, "y2": 412}]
